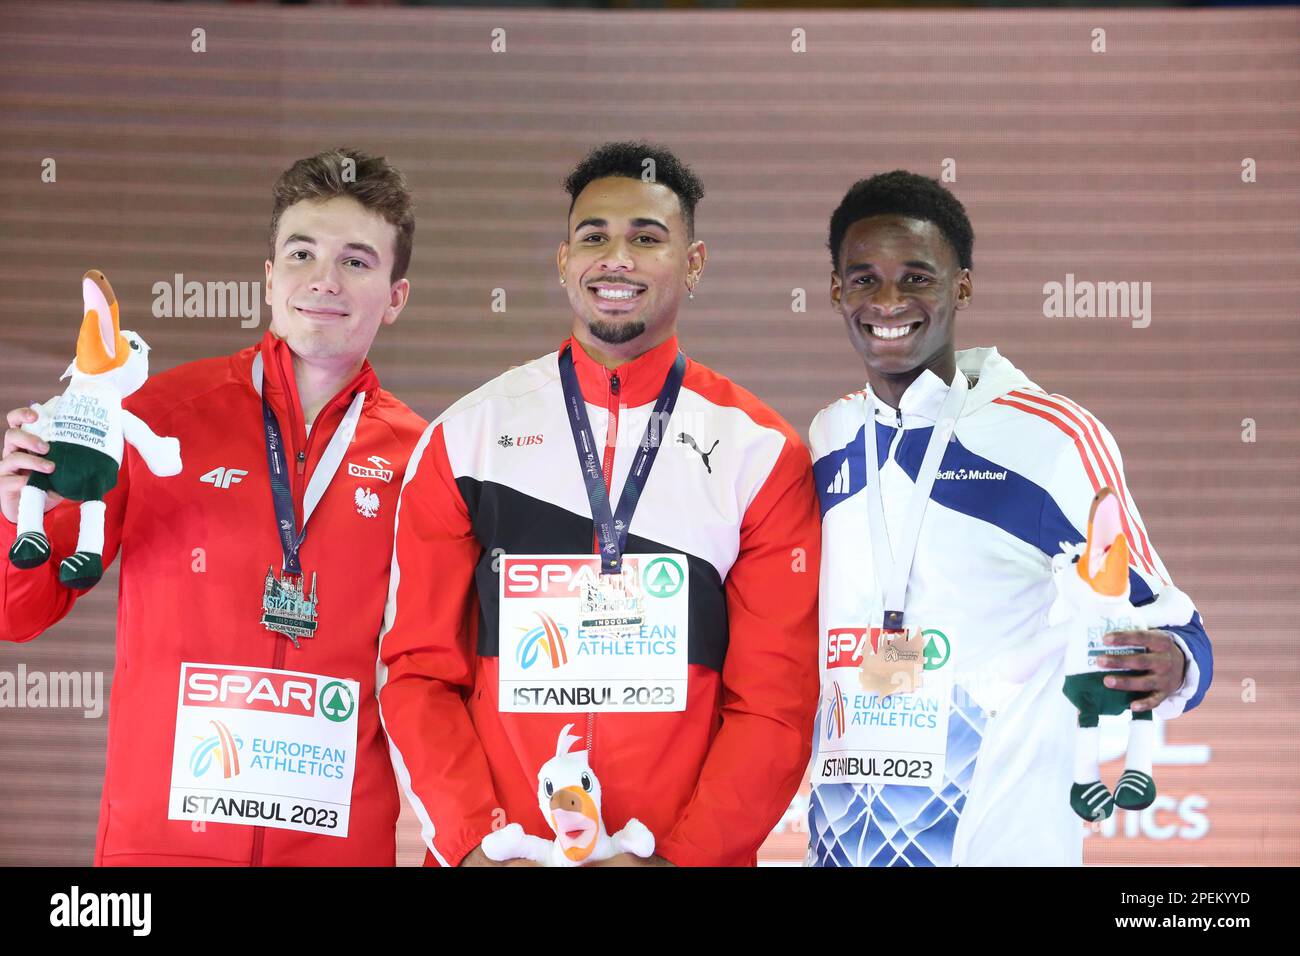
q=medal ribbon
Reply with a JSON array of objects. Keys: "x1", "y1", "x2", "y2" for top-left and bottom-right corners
[
  {"x1": 261, "y1": 389, "x2": 366, "y2": 575},
  {"x1": 558, "y1": 343, "x2": 686, "y2": 574},
  {"x1": 863, "y1": 369, "x2": 969, "y2": 630}
]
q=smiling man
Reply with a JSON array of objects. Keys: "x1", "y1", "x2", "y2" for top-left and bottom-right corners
[
  {"x1": 807, "y1": 170, "x2": 1213, "y2": 866},
  {"x1": 0, "y1": 148, "x2": 426, "y2": 865},
  {"x1": 378, "y1": 142, "x2": 820, "y2": 867}
]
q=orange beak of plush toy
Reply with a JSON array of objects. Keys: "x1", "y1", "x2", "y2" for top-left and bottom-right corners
[
  {"x1": 550, "y1": 786, "x2": 600, "y2": 863},
  {"x1": 75, "y1": 270, "x2": 129, "y2": 376},
  {"x1": 1077, "y1": 487, "x2": 1130, "y2": 598}
]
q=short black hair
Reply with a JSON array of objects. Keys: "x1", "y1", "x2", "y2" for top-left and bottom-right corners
[
  {"x1": 563, "y1": 141, "x2": 705, "y2": 239},
  {"x1": 828, "y1": 170, "x2": 973, "y2": 272}
]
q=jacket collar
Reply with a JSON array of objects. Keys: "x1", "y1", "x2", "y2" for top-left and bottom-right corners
[
  {"x1": 243, "y1": 331, "x2": 380, "y2": 444},
  {"x1": 563, "y1": 333, "x2": 683, "y2": 407},
  {"x1": 869, "y1": 346, "x2": 1033, "y2": 426}
]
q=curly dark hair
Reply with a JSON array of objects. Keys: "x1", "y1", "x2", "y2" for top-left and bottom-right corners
[
  {"x1": 563, "y1": 141, "x2": 705, "y2": 239},
  {"x1": 827, "y1": 170, "x2": 973, "y2": 272}
]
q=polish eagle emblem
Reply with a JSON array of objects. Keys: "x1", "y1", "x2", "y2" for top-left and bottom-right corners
[{"x1": 354, "y1": 487, "x2": 380, "y2": 518}]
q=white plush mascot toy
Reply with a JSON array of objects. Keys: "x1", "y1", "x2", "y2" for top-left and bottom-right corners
[
  {"x1": 1051, "y1": 486, "x2": 1193, "y2": 822},
  {"x1": 8, "y1": 270, "x2": 182, "y2": 589},
  {"x1": 481, "y1": 723, "x2": 655, "y2": 866}
]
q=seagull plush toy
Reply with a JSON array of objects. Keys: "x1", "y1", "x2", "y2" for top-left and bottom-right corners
[
  {"x1": 8, "y1": 270, "x2": 181, "y2": 589},
  {"x1": 481, "y1": 722, "x2": 655, "y2": 866},
  {"x1": 1053, "y1": 486, "x2": 1168, "y2": 822}
]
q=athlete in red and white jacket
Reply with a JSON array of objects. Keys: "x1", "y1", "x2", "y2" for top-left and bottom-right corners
[
  {"x1": 0, "y1": 150, "x2": 425, "y2": 865},
  {"x1": 378, "y1": 145, "x2": 821, "y2": 868},
  {"x1": 380, "y1": 334, "x2": 820, "y2": 867}
]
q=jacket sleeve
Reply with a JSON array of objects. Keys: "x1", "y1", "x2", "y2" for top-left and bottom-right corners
[
  {"x1": 0, "y1": 447, "x2": 130, "y2": 643},
  {"x1": 377, "y1": 421, "x2": 501, "y2": 867},
  {"x1": 656, "y1": 436, "x2": 822, "y2": 867},
  {"x1": 1040, "y1": 409, "x2": 1213, "y2": 716}
]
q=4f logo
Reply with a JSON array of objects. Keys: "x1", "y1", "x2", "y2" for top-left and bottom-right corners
[{"x1": 200, "y1": 467, "x2": 248, "y2": 489}]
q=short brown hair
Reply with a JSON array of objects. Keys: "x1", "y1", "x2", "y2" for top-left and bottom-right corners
[{"x1": 269, "y1": 147, "x2": 415, "y2": 282}]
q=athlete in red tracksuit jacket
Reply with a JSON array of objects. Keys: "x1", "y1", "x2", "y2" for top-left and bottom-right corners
[
  {"x1": 378, "y1": 145, "x2": 821, "y2": 868},
  {"x1": 0, "y1": 332, "x2": 425, "y2": 865},
  {"x1": 0, "y1": 149, "x2": 425, "y2": 865}
]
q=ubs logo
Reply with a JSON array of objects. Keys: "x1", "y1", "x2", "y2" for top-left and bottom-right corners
[{"x1": 499, "y1": 434, "x2": 544, "y2": 448}]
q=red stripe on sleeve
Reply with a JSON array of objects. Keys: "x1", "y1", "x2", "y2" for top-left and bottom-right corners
[{"x1": 993, "y1": 394, "x2": 1154, "y2": 576}]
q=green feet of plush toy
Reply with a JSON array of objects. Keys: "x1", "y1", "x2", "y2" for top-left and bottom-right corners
[
  {"x1": 8, "y1": 524, "x2": 104, "y2": 590},
  {"x1": 8, "y1": 531, "x2": 51, "y2": 569},
  {"x1": 1071, "y1": 780, "x2": 1116, "y2": 821},
  {"x1": 1113, "y1": 769, "x2": 1157, "y2": 811},
  {"x1": 58, "y1": 551, "x2": 104, "y2": 590},
  {"x1": 1070, "y1": 770, "x2": 1157, "y2": 822}
]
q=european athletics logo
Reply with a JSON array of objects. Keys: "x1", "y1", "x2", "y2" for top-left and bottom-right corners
[
  {"x1": 825, "y1": 681, "x2": 847, "y2": 741},
  {"x1": 189, "y1": 719, "x2": 243, "y2": 778},
  {"x1": 516, "y1": 612, "x2": 570, "y2": 670}
]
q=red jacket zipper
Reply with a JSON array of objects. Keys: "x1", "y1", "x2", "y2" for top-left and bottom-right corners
[
  {"x1": 251, "y1": 391, "x2": 331, "y2": 865},
  {"x1": 586, "y1": 370, "x2": 621, "y2": 760}
]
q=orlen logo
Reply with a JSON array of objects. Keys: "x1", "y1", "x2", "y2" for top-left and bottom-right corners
[
  {"x1": 503, "y1": 557, "x2": 602, "y2": 598},
  {"x1": 184, "y1": 666, "x2": 317, "y2": 717},
  {"x1": 516, "y1": 612, "x2": 570, "y2": 670},
  {"x1": 347, "y1": 455, "x2": 394, "y2": 484}
]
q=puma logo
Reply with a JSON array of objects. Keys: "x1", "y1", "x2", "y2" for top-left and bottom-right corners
[{"x1": 678, "y1": 433, "x2": 719, "y2": 474}]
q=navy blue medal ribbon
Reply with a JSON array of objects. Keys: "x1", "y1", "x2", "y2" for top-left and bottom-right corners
[
  {"x1": 262, "y1": 395, "x2": 308, "y2": 576},
  {"x1": 558, "y1": 344, "x2": 686, "y2": 574}
]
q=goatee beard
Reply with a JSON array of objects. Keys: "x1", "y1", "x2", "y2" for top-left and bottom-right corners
[{"x1": 588, "y1": 318, "x2": 647, "y2": 345}]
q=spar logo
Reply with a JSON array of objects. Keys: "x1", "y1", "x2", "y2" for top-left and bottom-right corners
[
  {"x1": 921, "y1": 629, "x2": 951, "y2": 670},
  {"x1": 516, "y1": 612, "x2": 570, "y2": 670},
  {"x1": 825, "y1": 627, "x2": 951, "y2": 671},
  {"x1": 183, "y1": 666, "x2": 317, "y2": 717},
  {"x1": 824, "y1": 681, "x2": 847, "y2": 740},
  {"x1": 319, "y1": 681, "x2": 355, "y2": 723},
  {"x1": 642, "y1": 557, "x2": 684, "y2": 598},
  {"x1": 189, "y1": 719, "x2": 244, "y2": 778},
  {"x1": 503, "y1": 557, "x2": 604, "y2": 598}
]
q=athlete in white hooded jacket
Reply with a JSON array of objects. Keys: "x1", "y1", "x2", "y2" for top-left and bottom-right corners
[{"x1": 807, "y1": 172, "x2": 1212, "y2": 866}]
